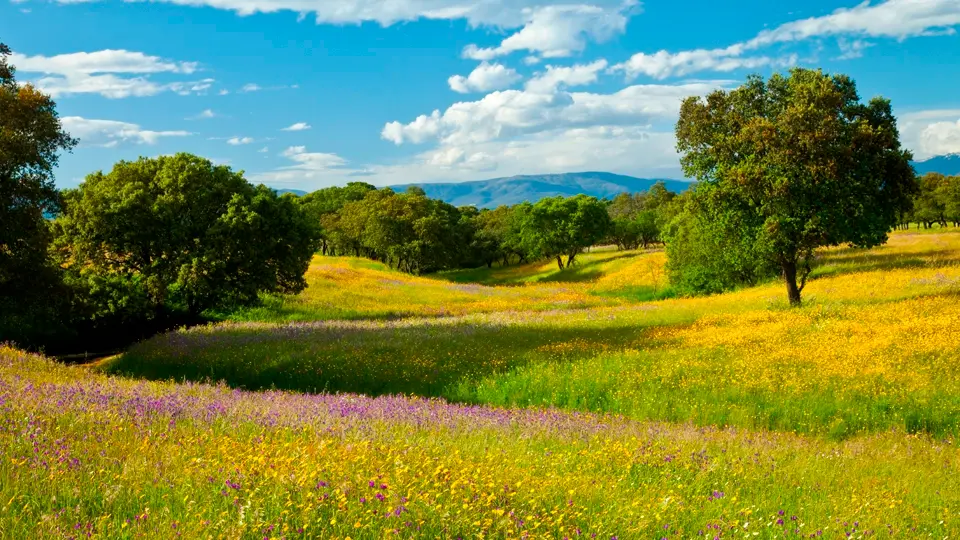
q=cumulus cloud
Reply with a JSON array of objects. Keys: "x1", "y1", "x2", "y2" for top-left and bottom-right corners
[
  {"x1": 613, "y1": 46, "x2": 797, "y2": 80},
  {"x1": 448, "y1": 62, "x2": 521, "y2": 93},
  {"x1": 613, "y1": 0, "x2": 960, "y2": 80},
  {"x1": 227, "y1": 136, "x2": 255, "y2": 145},
  {"x1": 34, "y1": 0, "x2": 636, "y2": 60},
  {"x1": 253, "y1": 125, "x2": 681, "y2": 189},
  {"x1": 281, "y1": 122, "x2": 312, "y2": 131},
  {"x1": 60, "y1": 116, "x2": 191, "y2": 147},
  {"x1": 746, "y1": 0, "x2": 960, "y2": 47},
  {"x1": 525, "y1": 59, "x2": 608, "y2": 93},
  {"x1": 900, "y1": 109, "x2": 960, "y2": 159},
  {"x1": 189, "y1": 109, "x2": 217, "y2": 120},
  {"x1": 10, "y1": 49, "x2": 211, "y2": 98},
  {"x1": 462, "y1": 3, "x2": 633, "y2": 60},
  {"x1": 382, "y1": 80, "x2": 727, "y2": 146}
]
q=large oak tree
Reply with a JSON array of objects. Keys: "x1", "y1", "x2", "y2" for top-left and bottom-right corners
[
  {"x1": 54, "y1": 154, "x2": 319, "y2": 319},
  {"x1": 675, "y1": 68, "x2": 917, "y2": 305},
  {"x1": 0, "y1": 43, "x2": 77, "y2": 345}
]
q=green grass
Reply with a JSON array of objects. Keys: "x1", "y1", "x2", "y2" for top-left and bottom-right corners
[{"x1": 107, "y1": 230, "x2": 960, "y2": 440}]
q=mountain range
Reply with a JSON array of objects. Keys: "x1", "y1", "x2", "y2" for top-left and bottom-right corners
[
  {"x1": 394, "y1": 173, "x2": 691, "y2": 207},
  {"x1": 274, "y1": 154, "x2": 960, "y2": 207},
  {"x1": 913, "y1": 154, "x2": 960, "y2": 176}
]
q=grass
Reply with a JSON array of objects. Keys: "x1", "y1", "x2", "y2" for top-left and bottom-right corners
[
  {"x1": 106, "y1": 229, "x2": 960, "y2": 439},
  {"x1": 2, "y1": 347, "x2": 958, "y2": 538},
  {"x1": 4, "y1": 228, "x2": 960, "y2": 536}
]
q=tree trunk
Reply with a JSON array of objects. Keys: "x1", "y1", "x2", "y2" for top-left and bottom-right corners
[
  {"x1": 782, "y1": 260, "x2": 802, "y2": 306},
  {"x1": 566, "y1": 252, "x2": 577, "y2": 267},
  {"x1": 556, "y1": 255, "x2": 565, "y2": 270}
]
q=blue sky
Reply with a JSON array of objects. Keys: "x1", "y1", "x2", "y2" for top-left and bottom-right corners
[{"x1": 3, "y1": 0, "x2": 960, "y2": 190}]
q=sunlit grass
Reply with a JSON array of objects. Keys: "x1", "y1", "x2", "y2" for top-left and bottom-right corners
[
  {"x1": 109, "y1": 229, "x2": 960, "y2": 438},
  {"x1": 2, "y1": 348, "x2": 958, "y2": 538}
]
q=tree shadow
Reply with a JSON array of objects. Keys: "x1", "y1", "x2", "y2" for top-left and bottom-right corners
[
  {"x1": 438, "y1": 252, "x2": 642, "y2": 287},
  {"x1": 105, "y1": 317, "x2": 653, "y2": 398},
  {"x1": 812, "y1": 248, "x2": 960, "y2": 279}
]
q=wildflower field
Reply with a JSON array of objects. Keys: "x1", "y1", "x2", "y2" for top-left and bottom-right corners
[{"x1": 3, "y1": 229, "x2": 960, "y2": 537}]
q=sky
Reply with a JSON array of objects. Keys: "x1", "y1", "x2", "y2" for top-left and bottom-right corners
[{"x1": 2, "y1": 0, "x2": 960, "y2": 191}]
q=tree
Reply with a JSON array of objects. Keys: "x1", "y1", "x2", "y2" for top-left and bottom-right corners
[
  {"x1": 675, "y1": 68, "x2": 917, "y2": 305},
  {"x1": 298, "y1": 182, "x2": 375, "y2": 255},
  {"x1": 913, "y1": 173, "x2": 947, "y2": 228},
  {"x1": 0, "y1": 42, "x2": 78, "y2": 346},
  {"x1": 53, "y1": 154, "x2": 319, "y2": 319},
  {"x1": 526, "y1": 195, "x2": 612, "y2": 270},
  {"x1": 942, "y1": 176, "x2": 960, "y2": 227}
]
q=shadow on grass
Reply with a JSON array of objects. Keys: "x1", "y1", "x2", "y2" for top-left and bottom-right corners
[
  {"x1": 812, "y1": 248, "x2": 960, "y2": 279},
  {"x1": 437, "y1": 252, "x2": 642, "y2": 286},
  {"x1": 104, "y1": 319, "x2": 652, "y2": 398}
]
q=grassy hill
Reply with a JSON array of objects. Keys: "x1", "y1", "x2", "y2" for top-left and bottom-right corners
[{"x1": 3, "y1": 227, "x2": 959, "y2": 537}]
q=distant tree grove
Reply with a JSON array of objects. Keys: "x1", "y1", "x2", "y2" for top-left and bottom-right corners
[
  {"x1": 296, "y1": 182, "x2": 694, "y2": 273},
  {"x1": 3, "y1": 40, "x2": 959, "y2": 352}
]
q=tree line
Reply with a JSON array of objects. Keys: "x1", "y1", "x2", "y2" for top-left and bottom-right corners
[
  {"x1": 0, "y1": 39, "x2": 947, "y2": 351},
  {"x1": 900, "y1": 172, "x2": 960, "y2": 229},
  {"x1": 296, "y1": 182, "x2": 683, "y2": 273}
]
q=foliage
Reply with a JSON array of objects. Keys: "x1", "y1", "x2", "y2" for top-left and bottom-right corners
[
  {"x1": 53, "y1": 154, "x2": 319, "y2": 323},
  {"x1": 0, "y1": 43, "x2": 78, "y2": 348},
  {"x1": 517, "y1": 194, "x2": 612, "y2": 270},
  {"x1": 907, "y1": 172, "x2": 960, "y2": 228},
  {"x1": 296, "y1": 182, "x2": 375, "y2": 254},
  {"x1": 675, "y1": 68, "x2": 917, "y2": 304},
  {"x1": 606, "y1": 182, "x2": 679, "y2": 250},
  {"x1": 664, "y1": 189, "x2": 777, "y2": 295},
  {"x1": 306, "y1": 186, "x2": 623, "y2": 274}
]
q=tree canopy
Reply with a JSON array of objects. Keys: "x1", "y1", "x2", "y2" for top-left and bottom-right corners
[
  {"x1": 53, "y1": 154, "x2": 319, "y2": 320},
  {"x1": 674, "y1": 68, "x2": 917, "y2": 305},
  {"x1": 0, "y1": 42, "x2": 77, "y2": 346}
]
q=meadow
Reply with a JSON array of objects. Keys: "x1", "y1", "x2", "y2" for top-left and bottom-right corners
[
  {"x1": 109, "y1": 230, "x2": 960, "y2": 438},
  {"x1": 3, "y1": 228, "x2": 960, "y2": 537},
  {"x1": 1, "y1": 347, "x2": 958, "y2": 538}
]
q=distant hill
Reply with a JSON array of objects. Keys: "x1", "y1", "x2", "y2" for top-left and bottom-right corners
[
  {"x1": 913, "y1": 154, "x2": 960, "y2": 176},
  {"x1": 392, "y1": 172, "x2": 692, "y2": 207},
  {"x1": 275, "y1": 188, "x2": 308, "y2": 196}
]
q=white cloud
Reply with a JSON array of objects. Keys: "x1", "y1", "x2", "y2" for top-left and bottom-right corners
[
  {"x1": 919, "y1": 120, "x2": 960, "y2": 157},
  {"x1": 10, "y1": 49, "x2": 210, "y2": 98},
  {"x1": 900, "y1": 109, "x2": 960, "y2": 159},
  {"x1": 613, "y1": 0, "x2": 960, "y2": 80},
  {"x1": 382, "y1": 80, "x2": 727, "y2": 146},
  {"x1": 252, "y1": 125, "x2": 681, "y2": 189},
  {"x1": 258, "y1": 146, "x2": 270, "y2": 153},
  {"x1": 525, "y1": 59, "x2": 608, "y2": 93},
  {"x1": 448, "y1": 62, "x2": 521, "y2": 93},
  {"x1": 613, "y1": 46, "x2": 796, "y2": 80},
  {"x1": 189, "y1": 109, "x2": 217, "y2": 119},
  {"x1": 746, "y1": 0, "x2": 960, "y2": 48},
  {"x1": 35, "y1": 0, "x2": 637, "y2": 62},
  {"x1": 463, "y1": 3, "x2": 634, "y2": 60},
  {"x1": 836, "y1": 38, "x2": 874, "y2": 60},
  {"x1": 227, "y1": 136, "x2": 255, "y2": 145},
  {"x1": 61, "y1": 116, "x2": 191, "y2": 147},
  {"x1": 11, "y1": 49, "x2": 197, "y2": 75},
  {"x1": 281, "y1": 122, "x2": 312, "y2": 131},
  {"x1": 241, "y1": 83, "x2": 262, "y2": 92},
  {"x1": 38, "y1": 0, "x2": 631, "y2": 29}
]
